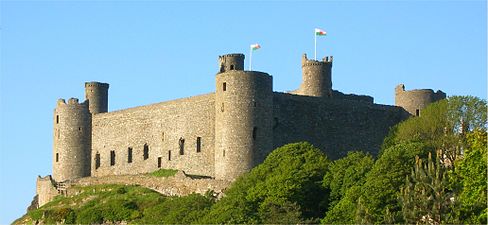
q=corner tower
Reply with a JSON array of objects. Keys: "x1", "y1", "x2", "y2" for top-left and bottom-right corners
[
  {"x1": 85, "y1": 82, "x2": 109, "y2": 114},
  {"x1": 53, "y1": 98, "x2": 92, "y2": 182},
  {"x1": 214, "y1": 53, "x2": 273, "y2": 181},
  {"x1": 298, "y1": 54, "x2": 333, "y2": 97},
  {"x1": 395, "y1": 84, "x2": 446, "y2": 116}
]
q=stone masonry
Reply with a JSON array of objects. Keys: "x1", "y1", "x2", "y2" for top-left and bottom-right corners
[{"x1": 36, "y1": 52, "x2": 446, "y2": 208}]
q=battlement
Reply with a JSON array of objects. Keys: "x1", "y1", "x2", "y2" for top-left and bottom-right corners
[
  {"x1": 85, "y1": 82, "x2": 109, "y2": 88},
  {"x1": 218, "y1": 53, "x2": 245, "y2": 59},
  {"x1": 56, "y1": 98, "x2": 89, "y2": 107},
  {"x1": 395, "y1": 84, "x2": 445, "y2": 97},
  {"x1": 301, "y1": 54, "x2": 333, "y2": 67}
]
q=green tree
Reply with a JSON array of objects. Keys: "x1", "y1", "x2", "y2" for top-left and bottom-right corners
[
  {"x1": 359, "y1": 142, "x2": 432, "y2": 223},
  {"x1": 200, "y1": 142, "x2": 330, "y2": 224},
  {"x1": 399, "y1": 153, "x2": 455, "y2": 224},
  {"x1": 454, "y1": 130, "x2": 487, "y2": 223}
]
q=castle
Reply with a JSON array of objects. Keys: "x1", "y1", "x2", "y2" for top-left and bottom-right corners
[{"x1": 36, "y1": 53, "x2": 445, "y2": 207}]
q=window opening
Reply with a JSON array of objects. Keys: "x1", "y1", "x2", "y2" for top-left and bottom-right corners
[
  {"x1": 168, "y1": 150, "x2": 172, "y2": 161},
  {"x1": 223, "y1": 82, "x2": 227, "y2": 91},
  {"x1": 230, "y1": 65, "x2": 235, "y2": 70},
  {"x1": 143, "y1": 144, "x2": 149, "y2": 160},
  {"x1": 179, "y1": 138, "x2": 185, "y2": 155},
  {"x1": 158, "y1": 157, "x2": 162, "y2": 168},
  {"x1": 95, "y1": 153, "x2": 100, "y2": 169},
  {"x1": 221, "y1": 103, "x2": 224, "y2": 112},
  {"x1": 253, "y1": 127, "x2": 258, "y2": 140},
  {"x1": 415, "y1": 109, "x2": 420, "y2": 116},
  {"x1": 223, "y1": 149, "x2": 225, "y2": 157},
  {"x1": 128, "y1": 147, "x2": 133, "y2": 163},
  {"x1": 56, "y1": 115, "x2": 59, "y2": 124},
  {"x1": 110, "y1": 151, "x2": 115, "y2": 166},
  {"x1": 56, "y1": 153, "x2": 59, "y2": 162},
  {"x1": 196, "y1": 137, "x2": 202, "y2": 152}
]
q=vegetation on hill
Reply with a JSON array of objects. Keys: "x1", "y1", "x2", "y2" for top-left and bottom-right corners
[{"x1": 14, "y1": 95, "x2": 487, "y2": 224}]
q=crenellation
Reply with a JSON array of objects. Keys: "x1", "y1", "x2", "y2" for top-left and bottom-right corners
[{"x1": 38, "y1": 51, "x2": 445, "y2": 208}]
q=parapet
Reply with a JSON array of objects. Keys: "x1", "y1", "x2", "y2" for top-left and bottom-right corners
[
  {"x1": 56, "y1": 98, "x2": 89, "y2": 107},
  {"x1": 301, "y1": 54, "x2": 333, "y2": 67},
  {"x1": 85, "y1": 81, "x2": 109, "y2": 88}
]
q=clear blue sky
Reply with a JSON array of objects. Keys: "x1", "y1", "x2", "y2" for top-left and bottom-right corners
[{"x1": 0, "y1": 1, "x2": 486, "y2": 223}]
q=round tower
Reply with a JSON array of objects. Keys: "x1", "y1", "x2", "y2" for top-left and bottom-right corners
[
  {"x1": 215, "y1": 54, "x2": 273, "y2": 181},
  {"x1": 53, "y1": 98, "x2": 92, "y2": 182},
  {"x1": 299, "y1": 53, "x2": 333, "y2": 97},
  {"x1": 85, "y1": 82, "x2": 109, "y2": 114},
  {"x1": 395, "y1": 84, "x2": 446, "y2": 116},
  {"x1": 218, "y1": 53, "x2": 245, "y2": 73}
]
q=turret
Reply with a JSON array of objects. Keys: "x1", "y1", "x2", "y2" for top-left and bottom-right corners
[
  {"x1": 85, "y1": 82, "x2": 109, "y2": 114},
  {"x1": 298, "y1": 54, "x2": 333, "y2": 97},
  {"x1": 218, "y1": 53, "x2": 245, "y2": 73},
  {"x1": 395, "y1": 84, "x2": 446, "y2": 116},
  {"x1": 52, "y1": 98, "x2": 92, "y2": 182},
  {"x1": 214, "y1": 54, "x2": 273, "y2": 181}
]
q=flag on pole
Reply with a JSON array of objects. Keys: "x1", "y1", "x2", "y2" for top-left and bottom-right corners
[
  {"x1": 251, "y1": 44, "x2": 261, "y2": 50},
  {"x1": 315, "y1": 28, "x2": 327, "y2": 36}
]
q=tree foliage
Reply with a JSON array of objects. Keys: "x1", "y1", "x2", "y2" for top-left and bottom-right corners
[
  {"x1": 199, "y1": 142, "x2": 330, "y2": 224},
  {"x1": 400, "y1": 153, "x2": 455, "y2": 224},
  {"x1": 359, "y1": 142, "x2": 432, "y2": 223}
]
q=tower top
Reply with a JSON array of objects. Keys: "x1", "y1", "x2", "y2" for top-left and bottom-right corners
[{"x1": 301, "y1": 54, "x2": 332, "y2": 67}]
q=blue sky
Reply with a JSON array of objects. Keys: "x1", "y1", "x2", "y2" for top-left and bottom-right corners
[{"x1": 0, "y1": 1, "x2": 486, "y2": 223}]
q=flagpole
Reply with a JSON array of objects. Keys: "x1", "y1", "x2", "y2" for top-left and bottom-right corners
[
  {"x1": 314, "y1": 31, "x2": 317, "y2": 60},
  {"x1": 249, "y1": 46, "x2": 253, "y2": 71}
]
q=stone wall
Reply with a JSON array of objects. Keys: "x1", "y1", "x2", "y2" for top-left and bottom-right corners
[
  {"x1": 272, "y1": 92, "x2": 409, "y2": 159},
  {"x1": 91, "y1": 93, "x2": 216, "y2": 177},
  {"x1": 36, "y1": 176, "x2": 58, "y2": 208}
]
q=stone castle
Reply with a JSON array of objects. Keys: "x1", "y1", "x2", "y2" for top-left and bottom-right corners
[{"x1": 35, "y1": 53, "x2": 446, "y2": 207}]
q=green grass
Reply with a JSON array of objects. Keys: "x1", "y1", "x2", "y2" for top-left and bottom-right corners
[{"x1": 150, "y1": 169, "x2": 178, "y2": 177}]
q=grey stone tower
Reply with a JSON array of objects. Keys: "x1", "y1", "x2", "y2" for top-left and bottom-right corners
[
  {"x1": 299, "y1": 54, "x2": 333, "y2": 97},
  {"x1": 214, "y1": 53, "x2": 273, "y2": 181},
  {"x1": 52, "y1": 98, "x2": 92, "y2": 182},
  {"x1": 85, "y1": 82, "x2": 109, "y2": 114},
  {"x1": 218, "y1": 53, "x2": 245, "y2": 73},
  {"x1": 395, "y1": 84, "x2": 446, "y2": 116}
]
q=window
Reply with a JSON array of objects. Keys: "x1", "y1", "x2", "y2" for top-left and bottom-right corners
[
  {"x1": 253, "y1": 127, "x2": 258, "y2": 140},
  {"x1": 158, "y1": 157, "x2": 162, "y2": 168},
  {"x1": 230, "y1": 65, "x2": 235, "y2": 70},
  {"x1": 55, "y1": 153, "x2": 59, "y2": 162},
  {"x1": 143, "y1": 144, "x2": 149, "y2": 160},
  {"x1": 78, "y1": 127, "x2": 81, "y2": 131},
  {"x1": 223, "y1": 149, "x2": 225, "y2": 157},
  {"x1": 128, "y1": 147, "x2": 133, "y2": 163},
  {"x1": 223, "y1": 82, "x2": 227, "y2": 91},
  {"x1": 221, "y1": 103, "x2": 224, "y2": 112},
  {"x1": 110, "y1": 151, "x2": 115, "y2": 166},
  {"x1": 196, "y1": 137, "x2": 201, "y2": 153},
  {"x1": 179, "y1": 138, "x2": 185, "y2": 155},
  {"x1": 95, "y1": 153, "x2": 100, "y2": 169},
  {"x1": 415, "y1": 109, "x2": 420, "y2": 116},
  {"x1": 56, "y1": 115, "x2": 59, "y2": 124},
  {"x1": 168, "y1": 150, "x2": 172, "y2": 161}
]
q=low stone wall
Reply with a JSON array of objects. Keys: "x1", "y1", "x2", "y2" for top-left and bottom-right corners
[{"x1": 67, "y1": 171, "x2": 231, "y2": 198}]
